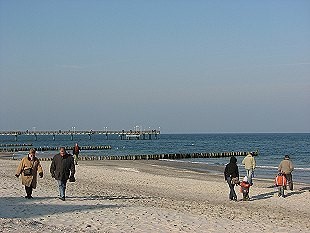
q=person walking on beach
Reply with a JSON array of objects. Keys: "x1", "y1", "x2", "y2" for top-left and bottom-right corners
[
  {"x1": 278, "y1": 155, "x2": 294, "y2": 191},
  {"x1": 275, "y1": 172, "x2": 287, "y2": 197},
  {"x1": 240, "y1": 176, "x2": 251, "y2": 201},
  {"x1": 15, "y1": 148, "x2": 43, "y2": 199},
  {"x1": 50, "y1": 147, "x2": 75, "y2": 201},
  {"x1": 72, "y1": 143, "x2": 80, "y2": 165},
  {"x1": 242, "y1": 152, "x2": 256, "y2": 185},
  {"x1": 224, "y1": 156, "x2": 239, "y2": 201}
]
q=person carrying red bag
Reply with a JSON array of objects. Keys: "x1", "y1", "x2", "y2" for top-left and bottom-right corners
[{"x1": 275, "y1": 172, "x2": 287, "y2": 198}]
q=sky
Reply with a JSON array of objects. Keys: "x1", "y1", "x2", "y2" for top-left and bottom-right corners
[{"x1": 0, "y1": 0, "x2": 309, "y2": 133}]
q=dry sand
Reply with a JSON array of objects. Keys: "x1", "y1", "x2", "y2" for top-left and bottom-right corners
[{"x1": 0, "y1": 156, "x2": 309, "y2": 233}]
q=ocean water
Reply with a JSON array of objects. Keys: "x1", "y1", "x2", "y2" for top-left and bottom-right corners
[{"x1": 1, "y1": 133, "x2": 309, "y2": 184}]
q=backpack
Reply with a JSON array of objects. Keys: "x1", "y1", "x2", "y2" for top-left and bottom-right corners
[{"x1": 275, "y1": 173, "x2": 287, "y2": 186}]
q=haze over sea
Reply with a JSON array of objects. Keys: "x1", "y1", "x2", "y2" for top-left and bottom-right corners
[{"x1": 2, "y1": 133, "x2": 309, "y2": 184}]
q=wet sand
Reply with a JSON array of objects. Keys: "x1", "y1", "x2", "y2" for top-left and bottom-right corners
[{"x1": 0, "y1": 157, "x2": 309, "y2": 232}]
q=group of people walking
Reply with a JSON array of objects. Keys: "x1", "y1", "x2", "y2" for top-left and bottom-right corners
[
  {"x1": 15, "y1": 146, "x2": 294, "y2": 201},
  {"x1": 224, "y1": 152, "x2": 294, "y2": 201},
  {"x1": 15, "y1": 146, "x2": 77, "y2": 201}
]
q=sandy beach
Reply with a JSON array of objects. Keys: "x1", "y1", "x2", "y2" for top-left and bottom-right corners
[{"x1": 0, "y1": 155, "x2": 309, "y2": 233}]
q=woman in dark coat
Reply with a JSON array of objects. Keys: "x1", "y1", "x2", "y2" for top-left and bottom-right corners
[{"x1": 224, "y1": 156, "x2": 239, "y2": 201}]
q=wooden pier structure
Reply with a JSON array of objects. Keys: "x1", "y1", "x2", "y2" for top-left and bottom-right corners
[
  {"x1": 0, "y1": 129, "x2": 160, "y2": 141},
  {"x1": 0, "y1": 145, "x2": 112, "y2": 153}
]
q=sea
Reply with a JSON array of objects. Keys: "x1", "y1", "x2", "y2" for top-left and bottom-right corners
[{"x1": 1, "y1": 133, "x2": 309, "y2": 184}]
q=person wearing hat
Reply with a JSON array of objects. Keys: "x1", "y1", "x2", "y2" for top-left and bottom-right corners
[
  {"x1": 278, "y1": 155, "x2": 294, "y2": 191},
  {"x1": 15, "y1": 148, "x2": 44, "y2": 199},
  {"x1": 242, "y1": 152, "x2": 256, "y2": 185}
]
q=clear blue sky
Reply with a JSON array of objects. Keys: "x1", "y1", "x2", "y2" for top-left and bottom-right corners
[{"x1": 0, "y1": 0, "x2": 309, "y2": 133}]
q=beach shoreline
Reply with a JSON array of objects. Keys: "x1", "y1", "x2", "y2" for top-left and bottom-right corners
[
  {"x1": 3, "y1": 151, "x2": 309, "y2": 184},
  {"x1": 0, "y1": 157, "x2": 309, "y2": 232}
]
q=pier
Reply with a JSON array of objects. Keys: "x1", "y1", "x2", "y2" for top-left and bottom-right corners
[
  {"x1": 0, "y1": 145, "x2": 112, "y2": 153},
  {"x1": 0, "y1": 129, "x2": 160, "y2": 141}
]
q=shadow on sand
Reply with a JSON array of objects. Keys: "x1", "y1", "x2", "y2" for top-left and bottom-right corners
[
  {"x1": 250, "y1": 191, "x2": 276, "y2": 200},
  {"x1": 298, "y1": 186, "x2": 310, "y2": 191},
  {"x1": 69, "y1": 195, "x2": 150, "y2": 201},
  {"x1": 286, "y1": 190, "x2": 307, "y2": 197},
  {"x1": 251, "y1": 187, "x2": 309, "y2": 200},
  {"x1": 0, "y1": 194, "x2": 147, "y2": 218}
]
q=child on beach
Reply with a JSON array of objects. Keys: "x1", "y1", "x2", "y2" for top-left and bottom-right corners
[
  {"x1": 240, "y1": 176, "x2": 251, "y2": 201},
  {"x1": 275, "y1": 172, "x2": 287, "y2": 198}
]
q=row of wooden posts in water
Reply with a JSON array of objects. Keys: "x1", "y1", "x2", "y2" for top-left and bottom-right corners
[
  {"x1": 2, "y1": 143, "x2": 258, "y2": 161},
  {"x1": 37, "y1": 150, "x2": 258, "y2": 161}
]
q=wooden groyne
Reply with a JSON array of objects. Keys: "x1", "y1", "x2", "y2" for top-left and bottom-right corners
[
  {"x1": 0, "y1": 129, "x2": 160, "y2": 141},
  {"x1": 37, "y1": 150, "x2": 258, "y2": 161},
  {"x1": 1, "y1": 145, "x2": 112, "y2": 153}
]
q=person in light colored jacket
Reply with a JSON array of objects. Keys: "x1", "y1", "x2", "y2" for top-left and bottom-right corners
[
  {"x1": 15, "y1": 148, "x2": 43, "y2": 199},
  {"x1": 242, "y1": 152, "x2": 256, "y2": 185},
  {"x1": 278, "y1": 155, "x2": 294, "y2": 191}
]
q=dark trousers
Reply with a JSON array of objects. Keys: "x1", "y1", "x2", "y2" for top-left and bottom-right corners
[
  {"x1": 278, "y1": 186, "x2": 285, "y2": 197},
  {"x1": 284, "y1": 174, "x2": 293, "y2": 191},
  {"x1": 226, "y1": 177, "x2": 237, "y2": 200},
  {"x1": 25, "y1": 185, "x2": 33, "y2": 197},
  {"x1": 243, "y1": 191, "x2": 250, "y2": 200}
]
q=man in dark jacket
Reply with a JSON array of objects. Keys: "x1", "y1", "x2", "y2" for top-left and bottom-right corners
[
  {"x1": 224, "y1": 156, "x2": 239, "y2": 201},
  {"x1": 72, "y1": 143, "x2": 81, "y2": 165},
  {"x1": 50, "y1": 147, "x2": 75, "y2": 201}
]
